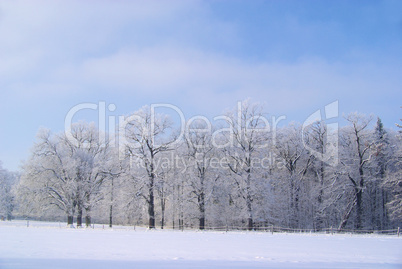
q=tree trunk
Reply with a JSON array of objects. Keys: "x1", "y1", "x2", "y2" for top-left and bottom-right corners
[
  {"x1": 382, "y1": 190, "x2": 388, "y2": 229},
  {"x1": 148, "y1": 206, "x2": 155, "y2": 228},
  {"x1": 338, "y1": 198, "x2": 356, "y2": 230},
  {"x1": 198, "y1": 179, "x2": 205, "y2": 230},
  {"x1": 161, "y1": 197, "x2": 165, "y2": 229},
  {"x1": 295, "y1": 186, "x2": 300, "y2": 228},
  {"x1": 179, "y1": 177, "x2": 184, "y2": 231},
  {"x1": 77, "y1": 207, "x2": 82, "y2": 228},
  {"x1": 289, "y1": 174, "x2": 298, "y2": 229},
  {"x1": 247, "y1": 217, "x2": 253, "y2": 231},
  {"x1": 85, "y1": 215, "x2": 91, "y2": 227},
  {"x1": 147, "y1": 159, "x2": 156, "y2": 229},
  {"x1": 172, "y1": 188, "x2": 176, "y2": 230},
  {"x1": 316, "y1": 156, "x2": 325, "y2": 231},
  {"x1": 246, "y1": 171, "x2": 253, "y2": 231},
  {"x1": 148, "y1": 181, "x2": 155, "y2": 229},
  {"x1": 85, "y1": 206, "x2": 91, "y2": 227},
  {"x1": 109, "y1": 178, "x2": 114, "y2": 228},
  {"x1": 199, "y1": 216, "x2": 205, "y2": 230},
  {"x1": 67, "y1": 215, "x2": 74, "y2": 226},
  {"x1": 246, "y1": 194, "x2": 253, "y2": 231},
  {"x1": 199, "y1": 195, "x2": 205, "y2": 230},
  {"x1": 109, "y1": 204, "x2": 113, "y2": 228},
  {"x1": 355, "y1": 187, "x2": 363, "y2": 230},
  {"x1": 355, "y1": 166, "x2": 364, "y2": 230}
]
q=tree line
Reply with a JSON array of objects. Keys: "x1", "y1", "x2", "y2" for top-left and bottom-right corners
[{"x1": 2, "y1": 101, "x2": 401, "y2": 231}]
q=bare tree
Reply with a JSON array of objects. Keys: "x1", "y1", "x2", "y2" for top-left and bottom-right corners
[
  {"x1": 275, "y1": 124, "x2": 313, "y2": 228},
  {"x1": 183, "y1": 119, "x2": 218, "y2": 230},
  {"x1": 123, "y1": 106, "x2": 175, "y2": 229},
  {"x1": 222, "y1": 100, "x2": 270, "y2": 230},
  {"x1": 19, "y1": 128, "x2": 78, "y2": 226},
  {"x1": 13, "y1": 103, "x2": 402, "y2": 232},
  {"x1": 0, "y1": 162, "x2": 16, "y2": 221},
  {"x1": 339, "y1": 113, "x2": 374, "y2": 230},
  {"x1": 301, "y1": 122, "x2": 325, "y2": 229},
  {"x1": 18, "y1": 122, "x2": 112, "y2": 227}
]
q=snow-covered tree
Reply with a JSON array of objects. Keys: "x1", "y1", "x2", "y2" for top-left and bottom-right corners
[
  {"x1": 18, "y1": 128, "x2": 78, "y2": 225},
  {"x1": 274, "y1": 124, "x2": 314, "y2": 228},
  {"x1": 222, "y1": 100, "x2": 270, "y2": 230},
  {"x1": 0, "y1": 162, "x2": 16, "y2": 221},
  {"x1": 301, "y1": 121, "x2": 338, "y2": 230},
  {"x1": 12, "y1": 102, "x2": 402, "y2": 231},
  {"x1": 382, "y1": 113, "x2": 402, "y2": 224},
  {"x1": 18, "y1": 122, "x2": 114, "y2": 227},
  {"x1": 338, "y1": 113, "x2": 375, "y2": 229},
  {"x1": 183, "y1": 119, "x2": 219, "y2": 229},
  {"x1": 367, "y1": 117, "x2": 390, "y2": 229},
  {"x1": 122, "y1": 106, "x2": 175, "y2": 229}
]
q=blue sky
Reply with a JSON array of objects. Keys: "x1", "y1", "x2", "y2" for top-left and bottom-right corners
[{"x1": 1, "y1": 0, "x2": 401, "y2": 171}]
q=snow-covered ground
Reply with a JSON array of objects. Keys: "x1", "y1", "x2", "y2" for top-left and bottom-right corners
[{"x1": 0, "y1": 221, "x2": 401, "y2": 268}]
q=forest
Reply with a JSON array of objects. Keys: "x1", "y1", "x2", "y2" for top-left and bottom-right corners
[{"x1": 1, "y1": 101, "x2": 401, "y2": 231}]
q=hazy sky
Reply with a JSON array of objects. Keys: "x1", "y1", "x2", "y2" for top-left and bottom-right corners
[{"x1": 1, "y1": 0, "x2": 401, "y2": 171}]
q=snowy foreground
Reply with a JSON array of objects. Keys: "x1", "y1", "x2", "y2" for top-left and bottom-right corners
[{"x1": 0, "y1": 221, "x2": 401, "y2": 269}]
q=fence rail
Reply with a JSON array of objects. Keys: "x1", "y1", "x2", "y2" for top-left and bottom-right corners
[
  {"x1": 191, "y1": 225, "x2": 400, "y2": 236},
  {"x1": 0, "y1": 220, "x2": 400, "y2": 236}
]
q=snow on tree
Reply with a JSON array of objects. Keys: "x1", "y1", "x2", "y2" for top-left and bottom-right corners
[
  {"x1": 122, "y1": 106, "x2": 175, "y2": 229},
  {"x1": 182, "y1": 119, "x2": 219, "y2": 230},
  {"x1": 0, "y1": 162, "x2": 16, "y2": 221},
  {"x1": 382, "y1": 112, "x2": 402, "y2": 224},
  {"x1": 300, "y1": 121, "x2": 338, "y2": 230},
  {"x1": 274, "y1": 123, "x2": 314, "y2": 229},
  {"x1": 221, "y1": 100, "x2": 270, "y2": 230},
  {"x1": 338, "y1": 113, "x2": 375, "y2": 230},
  {"x1": 368, "y1": 117, "x2": 391, "y2": 229},
  {"x1": 12, "y1": 103, "x2": 402, "y2": 231},
  {"x1": 18, "y1": 122, "x2": 114, "y2": 227}
]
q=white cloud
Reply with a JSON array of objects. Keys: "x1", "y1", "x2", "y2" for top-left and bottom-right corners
[
  {"x1": 0, "y1": 0, "x2": 207, "y2": 83},
  {"x1": 0, "y1": 0, "x2": 401, "y2": 172},
  {"x1": 77, "y1": 45, "x2": 401, "y2": 116}
]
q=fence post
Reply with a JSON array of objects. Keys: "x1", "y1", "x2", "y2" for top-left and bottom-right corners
[
  {"x1": 331, "y1": 226, "x2": 333, "y2": 235},
  {"x1": 27, "y1": 220, "x2": 29, "y2": 228},
  {"x1": 271, "y1": 225, "x2": 274, "y2": 235},
  {"x1": 398, "y1": 227, "x2": 400, "y2": 237}
]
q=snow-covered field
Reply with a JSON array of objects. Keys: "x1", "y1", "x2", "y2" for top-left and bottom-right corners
[{"x1": 0, "y1": 221, "x2": 401, "y2": 269}]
